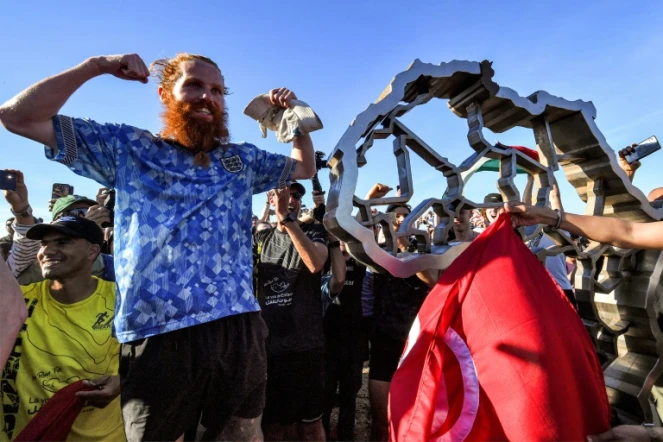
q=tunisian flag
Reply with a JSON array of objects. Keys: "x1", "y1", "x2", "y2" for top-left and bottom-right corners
[
  {"x1": 15, "y1": 380, "x2": 93, "y2": 441},
  {"x1": 389, "y1": 214, "x2": 611, "y2": 441}
]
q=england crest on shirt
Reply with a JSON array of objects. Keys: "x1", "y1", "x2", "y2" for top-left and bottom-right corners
[{"x1": 221, "y1": 154, "x2": 244, "y2": 173}]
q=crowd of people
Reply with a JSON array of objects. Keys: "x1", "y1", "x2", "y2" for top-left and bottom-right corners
[{"x1": 0, "y1": 51, "x2": 663, "y2": 442}]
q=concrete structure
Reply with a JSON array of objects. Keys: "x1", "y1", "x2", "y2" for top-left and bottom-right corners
[{"x1": 324, "y1": 59, "x2": 663, "y2": 423}]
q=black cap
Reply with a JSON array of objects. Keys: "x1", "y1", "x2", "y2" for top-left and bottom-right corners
[
  {"x1": 26, "y1": 216, "x2": 104, "y2": 247},
  {"x1": 448, "y1": 202, "x2": 476, "y2": 212},
  {"x1": 484, "y1": 193, "x2": 503, "y2": 204},
  {"x1": 290, "y1": 181, "x2": 306, "y2": 196},
  {"x1": 386, "y1": 203, "x2": 411, "y2": 213}
]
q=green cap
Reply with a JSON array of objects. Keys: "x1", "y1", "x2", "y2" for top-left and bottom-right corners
[{"x1": 52, "y1": 195, "x2": 97, "y2": 221}]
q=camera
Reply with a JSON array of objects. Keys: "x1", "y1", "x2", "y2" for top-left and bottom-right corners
[
  {"x1": 102, "y1": 189, "x2": 115, "y2": 228},
  {"x1": 315, "y1": 151, "x2": 328, "y2": 171}
]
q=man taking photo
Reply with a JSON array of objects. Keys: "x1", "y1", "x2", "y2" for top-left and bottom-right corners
[{"x1": 253, "y1": 182, "x2": 328, "y2": 441}]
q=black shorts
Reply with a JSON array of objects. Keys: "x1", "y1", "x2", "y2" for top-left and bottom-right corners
[
  {"x1": 119, "y1": 312, "x2": 268, "y2": 442},
  {"x1": 369, "y1": 329, "x2": 406, "y2": 382},
  {"x1": 263, "y1": 348, "x2": 325, "y2": 425}
]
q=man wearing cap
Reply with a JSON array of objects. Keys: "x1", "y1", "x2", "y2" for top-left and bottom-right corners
[
  {"x1": 253, "y1": 182, "x2": 328, "y2": 441},
  {"x1": 482, "y1": 193, "x2": 505, "y2": 226},
  {"x1": 0, "y1": 52, "x2": 317, "y2": 440},
  {"x1": 0, "y1": 217, "x2": 124, "y2": 441},
  {"x1": 14, "y1": 194, "x2": 115, "y2": 286}
]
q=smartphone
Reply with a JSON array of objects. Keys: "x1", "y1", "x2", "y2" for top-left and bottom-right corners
[
  {"x1": 52, "y1": 183, "x2": 74, "y2": 200},
  {"x1": 0, "y1": 171, "x2": 17, "y2": 191},
  {"x1": 625, "y1": 136, "x2": 661, "y2": 164}
]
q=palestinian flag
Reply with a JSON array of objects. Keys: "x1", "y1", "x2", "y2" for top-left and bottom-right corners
[
  {"x1": 442, "y1": 143, "x2": 540, "y2": 199},
  {"x1": 462, "y1": 143, "x2": 539, "y2": 180}
]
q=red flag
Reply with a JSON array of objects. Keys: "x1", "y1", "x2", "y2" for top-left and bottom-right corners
[
  {"x1": 496, "y1": 141, "x2": 540, "y2": 162},
  {"x1": 15, "y1": 380, "x2": 93, "y2": 441},
  {"x1": 389, "y1": 214, "x2": 611, "y2": 441}
]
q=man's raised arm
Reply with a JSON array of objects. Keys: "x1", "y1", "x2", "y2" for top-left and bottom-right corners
[
  {"x1": 0, "y1": 54, "x2": 149, "y2": 148},
  {"x1": 291, "y1": 133, "x2": 316, "y2": 179},
  {"x1": 265, "y1": 88, "x2": 316, "y2": 179}
]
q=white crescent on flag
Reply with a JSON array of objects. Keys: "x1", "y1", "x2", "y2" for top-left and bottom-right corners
[{"x1": 399, "y1": 318, "x2": 480, "y2": 441}]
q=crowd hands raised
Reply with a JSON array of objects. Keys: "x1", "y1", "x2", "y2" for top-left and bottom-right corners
[{"x1": 0, "y1": 51, "x2": 662, "y2": 442}]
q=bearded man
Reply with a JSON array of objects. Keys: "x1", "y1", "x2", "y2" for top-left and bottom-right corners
[{"x1": 0, "y1": 53, "x2": 316, "y2": 441}]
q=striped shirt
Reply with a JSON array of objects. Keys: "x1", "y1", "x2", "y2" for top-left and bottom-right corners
[{"x1": 6, "y1": 222, "x2": 40, "y2": 277}]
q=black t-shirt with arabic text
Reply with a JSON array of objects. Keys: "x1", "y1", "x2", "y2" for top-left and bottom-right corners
[{"x1": 254, "y1": 223, "x2": 327, "y2": 356}]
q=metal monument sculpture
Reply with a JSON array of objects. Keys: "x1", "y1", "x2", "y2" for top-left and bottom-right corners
[{"x1": 323, "y1": 60, "x2": 663, "y2": 424}]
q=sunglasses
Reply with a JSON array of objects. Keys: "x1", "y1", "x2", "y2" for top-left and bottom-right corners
[
  {"x1": 58, "y1": 207, "x2": 89, "y2": 219},
  {"x1": 290, "y1": 192, "x2": 303, "y2": 201}
]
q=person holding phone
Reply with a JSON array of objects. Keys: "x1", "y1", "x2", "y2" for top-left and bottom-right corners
[
  {"x1": 48, "y1": 183, "x2": 74, "y2": 212},
  {"x1": 1, "y1": 170, "x2": 41, "y2": 278},
  {"x1": 0, "y1": 53, "x2": 317, "y2": 441},
  {"x1": 618, "y1": 141, "x2": 663, "y2": 203},
  {"x1": 253, "y1": 183, "x2": 328, "y2": 441}
]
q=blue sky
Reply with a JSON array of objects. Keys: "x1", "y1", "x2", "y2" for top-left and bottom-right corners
[{"x1": 1, "y1": 0, "x2": 662, "y2": 225}]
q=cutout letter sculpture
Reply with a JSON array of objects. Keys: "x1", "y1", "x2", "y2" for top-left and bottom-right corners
[{"x1": 323, "y1": 59, "x2": 663, "y2": 424}]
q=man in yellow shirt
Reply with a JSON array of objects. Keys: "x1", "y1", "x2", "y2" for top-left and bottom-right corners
[{"x1": 1, "y1": 216, "x2": 124, "y2": 441}]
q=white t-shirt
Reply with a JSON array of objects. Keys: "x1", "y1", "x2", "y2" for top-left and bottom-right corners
[{"x1": 525, "y1": 227, "x2": 573, "y2": 291}]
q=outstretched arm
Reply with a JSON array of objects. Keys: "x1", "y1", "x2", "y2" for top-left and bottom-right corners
[
  {"x1": 506, "y1": 202, "x2": 663, "y2": 249},
  {"x1": 0, "y1": 54, "x2": 149, "y2": 148}
]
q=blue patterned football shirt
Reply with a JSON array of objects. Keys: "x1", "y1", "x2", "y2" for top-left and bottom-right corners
[{"x1": 46, "y1": 115, "x2": 295, "y2": 343}]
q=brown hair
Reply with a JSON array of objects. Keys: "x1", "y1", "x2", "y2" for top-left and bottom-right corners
[{"x1": 149, "y1": 53, "x2": 230, "y2": 95}]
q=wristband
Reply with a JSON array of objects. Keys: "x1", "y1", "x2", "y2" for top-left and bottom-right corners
[
  {"x1": 11, "y1": 204, "x2": 33, "y2": 218},
  {"x1": 551, "y1": 209, "x2": 563, "y2": 231}
]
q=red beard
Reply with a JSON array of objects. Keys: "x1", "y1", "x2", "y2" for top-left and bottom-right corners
[{"x1": 160, "y1": 97, "x2": 230, "y2": 166}]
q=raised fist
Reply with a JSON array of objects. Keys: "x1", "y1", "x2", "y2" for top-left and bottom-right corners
[
  {"x1": 269, "y1": 88, "x2": 298, "y2": 108},
  {"x1": 365, "y1": 183, "x2": 393, "y2": 200},
  {"x1": 94, "y1": 54, "x2": 150, "y2": 84}
]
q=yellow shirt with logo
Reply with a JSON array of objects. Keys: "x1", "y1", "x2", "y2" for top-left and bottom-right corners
[{"x1": 1, "y1": 277, "x2": 125, "y2": 442}]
